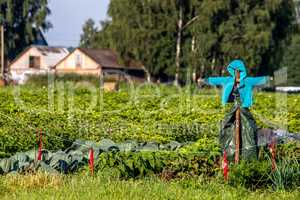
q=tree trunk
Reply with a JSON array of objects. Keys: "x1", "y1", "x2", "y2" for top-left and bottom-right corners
[
  {"x1": 143, "y1": 65, "x2": 151, "y2": 82},
  {"x1": 200, "y1": 64, "x2": 205, "y2": 79},
  {"x1": 191, "y1": 36, "x2": 196, "y2": 83},
  {"x1": 211, "y1": 53, "x2": 216, "y2": 74},
  {"x1": 175, "y1": 4, "x2": 183, "y2": 86},
  {"x1": 1, "y1": 25, "x2": 4, "y2": 79}
]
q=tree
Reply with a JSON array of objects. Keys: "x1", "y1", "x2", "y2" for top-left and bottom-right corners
[
  {"x1": 103, "y1": 0, "x2": 178, "y2": 80},
  {"x1": 185, "y1": 0, "x2": 296, "y2": 77},
  {"x1": 81, "y1": 0, "x2": 297, "y2": 82},
  {"x1": 184, "y1": 0, "x2": 225, "y2": 78},
  {"x1": 217, "y1": 0, "x2": 295, "y2": 76},
  {"x1": 0, "y1": 0, "x2": 52, "y2": 61},
  {"x1": 80, "y1": 19, "x2": 98, "y2": 48}
]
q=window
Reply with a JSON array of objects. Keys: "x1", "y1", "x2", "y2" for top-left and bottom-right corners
[
  {"x1": 29, "y1": 56, "x2": 41, "y2": 69},
  {"x1": 75, "y1": 54, "x2": 82, "y2": 67}
]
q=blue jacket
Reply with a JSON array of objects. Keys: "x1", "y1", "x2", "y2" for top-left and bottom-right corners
[{"x1": 207, "y1": 60, "x2": 268, "y2": 108}]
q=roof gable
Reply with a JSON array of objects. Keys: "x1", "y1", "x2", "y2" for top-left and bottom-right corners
[
  {"x1": 9, "y1": 45, "x2": 69, "y2": 68},
  {"x1": 78, "y1": 48, "x2": 122, "y2": 68},
  {"x1": 54, "y1": 48, "x2": 145, "y2": 71}
]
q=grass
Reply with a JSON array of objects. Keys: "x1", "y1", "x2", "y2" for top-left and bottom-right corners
[{"x1": 0, "y1": 172, "x2": 299, "y2": 200}]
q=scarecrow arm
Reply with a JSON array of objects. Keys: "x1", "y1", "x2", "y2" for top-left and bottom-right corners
[
  {"x1": 246, "y1": 76, "x2": 268, "y2": 86},
  {"x1": 206, "y1": 77, "x2": 230, "y2": 86}
]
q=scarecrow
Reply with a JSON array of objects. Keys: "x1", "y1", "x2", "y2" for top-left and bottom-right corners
[{"x1": 206, "y1": 60, "x2": 268, "y2": 163}]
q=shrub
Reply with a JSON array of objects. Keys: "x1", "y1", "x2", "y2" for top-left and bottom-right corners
[
  {"x1": 227, "y1": 148, "x2": 300, "y2": 190},
  {"x1": 228, "y1": 160, "x2": 272, "y2": 189},
  {"x1": 95, "y1": 151, "x2": 219, "y2": 179}
]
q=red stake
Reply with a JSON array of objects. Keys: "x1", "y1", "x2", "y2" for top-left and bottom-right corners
[
  {"x1": 269, "y1": 138, "x2": 276, "y2": 172},
  {"x1": 37, "y1": 129, "x2": 43, "y2": 161},
  {"x1": 35, "y1": 129, "x2": 38, "y2": 162},
  {"x1": 89, "y1": 148, "x2": 94, "y2": 176},
  {"x1": 223, "y1": 150, "x2": 229, "y2": 181}
]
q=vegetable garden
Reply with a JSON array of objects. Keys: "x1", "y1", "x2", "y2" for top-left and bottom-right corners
[{"x1": 0, "y1": 82, "x2": 299, "y2": 199}]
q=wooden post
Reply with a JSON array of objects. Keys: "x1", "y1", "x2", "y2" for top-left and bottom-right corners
[
  {"x1": 1, "y1": 25, "x2": 4, "y2": 78},
  {"x1": 234, "y1": 70, "x2": 241, "y2": 164}
]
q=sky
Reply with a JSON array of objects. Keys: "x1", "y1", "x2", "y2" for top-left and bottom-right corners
[{"x1": 45, "y1": 0, "x2": 110, "y2": 47}]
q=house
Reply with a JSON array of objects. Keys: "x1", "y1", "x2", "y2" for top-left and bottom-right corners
[
  {"x1": 55, "y1": 48, "x2": 145, "y2": 82},
  {"x1": 9, "y1": 45, "x2": 69, "y2": 84}
]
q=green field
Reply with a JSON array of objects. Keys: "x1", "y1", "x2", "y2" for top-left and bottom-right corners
[
  {"x1": 1, "y1": 172, "x2": 299, "y2": 200},
  {"x1": 0, "y1": 83, "x2": 299, "y2": 199}
]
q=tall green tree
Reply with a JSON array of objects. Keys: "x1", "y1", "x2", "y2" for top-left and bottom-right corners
[
  {"x1": 80, "y1": 18, "x2": 98, "y2": 48},
  {"x1": 82, "y1": 0, "x2": 296, "y2": 81},
  {"x1": 105, "y1": 0, "x2": 178, "y2": 80},
  {"x1": 0, "y1": 0, "x2": 51, "y2": 61},
  {"x1": 186, "y1": 0, "x2": 296, "y2": 77}
]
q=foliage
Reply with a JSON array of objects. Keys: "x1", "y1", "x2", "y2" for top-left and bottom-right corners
[
  {"x1": 95, "y1": 151, "x2": 219, "y2": 179},
  {"x1": 79, "y1": 19, "x2": 98, "y2": 48},
  {"x1": 81, "y1": 0, "x2": 297, "y2": 80},
  {"x1": 0, "y1": 83, "x2": 299, "y2": 194},
  {"x1": 229, "y1": 160, "x2": 271, "y2": 190},
  {"x1": 0, "y1": 83, "x2": 299, "y2": 158},
  {"x1": 0, "y1": 0, "x2": 51, "y2": 60},
  {"x1": 229, "y1": 146, "x2": 300, "y2": 190},
  {"x1": 276, "y1": 141, "x2": 300, "y2": 159},
  {"x1": 106, "y1": 0, "x2": 178, "y2": 78}
]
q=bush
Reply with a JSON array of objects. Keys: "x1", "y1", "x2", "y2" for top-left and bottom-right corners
[
  {"x1": 228, "y1": 160, "x2": 271, "y2": 190},
  {"x1": 95, "y1": 151, "x2": 219, "y2": 179},
  {"x1": 228, "y1": 148, "x2": 300, "y2": 190}
]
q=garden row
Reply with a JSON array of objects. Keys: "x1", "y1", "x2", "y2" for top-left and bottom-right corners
[{"x1": 0, "y1": 83, "x2": 299, "y2": 157}]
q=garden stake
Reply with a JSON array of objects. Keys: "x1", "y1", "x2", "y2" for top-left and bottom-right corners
[
  {"x1": 89, "y1": 148, "x2": 94, "y2": 176},
  {"x1": 37, "y1": 129, "x2": 43, "y2": 161},
  {"x1": 234, "y1": 70, "x2": 241, "y2": 164},
  {"x1": 223, "y1": 150, "x2": 229, "y2": 181},
  {"x1": 269, "y1": 137, "x2": 276, "y2": 172},
  {"x1": 35, "y1": 129, "x2": 38, "y2": 162}
]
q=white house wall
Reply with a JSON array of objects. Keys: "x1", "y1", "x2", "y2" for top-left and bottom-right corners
[
  {"x1": 10, "y1": 47, "x2": 69, "y2": 72},
  {"x1": 56, "y1": 49, "x2": 99, "y2": 70},
  {"x1": 10, "y1": 47, "x2": 43, "y2": 71},
  {"x1": 9, "y1": 46, "x2": 69, "y2": 84},
  {"x1": 55, "y1": 49, "x2": 101, "y2": 75}
]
